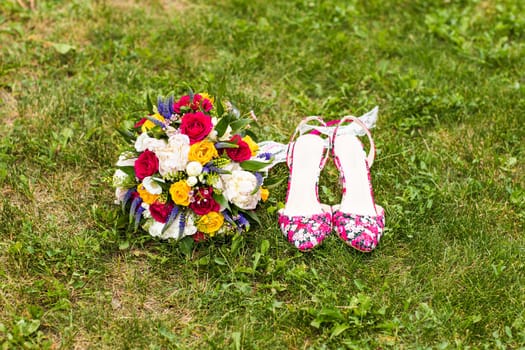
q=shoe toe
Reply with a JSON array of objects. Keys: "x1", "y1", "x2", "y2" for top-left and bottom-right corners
[
  {"x1": 278, "y1": 211, "x2": 332, "y2": 251},
  {"x1": 332, "y1": 208, "x2": 385, "y2": 252}
]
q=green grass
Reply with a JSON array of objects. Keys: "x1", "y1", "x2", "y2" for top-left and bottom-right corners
[{"x1": 1, "y1": 0, "x2": 524, "y2": 348}]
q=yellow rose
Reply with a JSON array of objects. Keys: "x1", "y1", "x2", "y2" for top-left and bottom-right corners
[
  {"x1": 197, "y1": 211, "x2": 224, "y2": 236},
  {"x1": 242, "y1": 135, "x2": 259, "y2": 156},
  {"x1": 137, "y1": 184, "x2": 159, "y2": 205},
  {"x1": 141, "y1": 113, "x2": 165, "y2": 132},
  {"x1": 188, "y1": 140, "x2": 218, "y2": 164},
  {"x1": 260, "y1": 187, "x2": 269, "y2": 202},
  {"x1": 169, "y1": 180, "x2": 191, "y2": 206}
]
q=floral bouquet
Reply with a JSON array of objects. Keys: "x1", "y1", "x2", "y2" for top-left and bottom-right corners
[{"x1": 112, "y1": 91, "x2": 271, "y2": 244}]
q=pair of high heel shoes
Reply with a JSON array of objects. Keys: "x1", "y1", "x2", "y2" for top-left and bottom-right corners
[{"x1": 278, "y1": 116, "x2": 385, "y2": 252}]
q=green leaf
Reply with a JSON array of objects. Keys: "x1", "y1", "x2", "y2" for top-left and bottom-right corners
[
  {"x1": 179, "y1": 236, "x2": 194, "y2": 256},
  {"x1": 319, "y1": 308, "x2": 346, "y2": 321},
  {"x1": 195, "y1": 255, "x2": 210, "y2": 266},
  {"x1": 310, "y1": 319, "x2": 322, "y2": 328},
  {"x1": 331, "y1": 323, "x2": 350, "y2": 338},
  {"x1": 214, "y1": 114, "x2": 231, "y2": 137},
  {"x1": 232, "y1": 331, "x2": 241, "y2": 350},
  {"x1": 213, "y1": 193, "x2": 230, "y2": 211},
  {"x1": 214, "y1": 141, "x2": 239, "y2": 149},
  {"x1": 159, "y1": 326, "x2": 176, "y2": 342},
  {"x1": 52, "y1": 43, "x2": 75, "y2": 54},
  {"x1": 17, "y1": 319, "x2": 40, "y2": 336},
  {"x1": 214, "y1": 257, "x2": 227, "y2": 265},
  {"x1": 252, "y1": 252, "x2": 262, "y2": 271},
  {"x1": 262, "y1": 176, "x2": 285, "y2": 189},
  {"x1": 230, "y1": 234, "x2": 244, "y2": 255},
  {"x1": 260, "y1": 239, "x2": 270, "y2": 255},
  {"x1": 240, "y1": 209, "x2": 261, "y2": 227},
  {"x1": 229, "y1": 118, "x2": 252, "y2": 133},
  {"x1": 216, "y1": 97, "x2": 224, "y2": 117},
  {"x1": 240, "y1": 159, "x2": 271, "y2": 172},
  {"x1": 244, "y1": 128, "x2": 258, "y2": 142},
  {"x1": 146, "y1": 91, "x2": 154, "y2": 114},
  {"x1": 117, "y1": 166, "x2": 136, "y2": 178},
  {"x1": 353, "y1": 279, "x2": 366, "y2": 291},
  {"x1": 116, "y1": 127, "x2": 135, "y2": 143}
]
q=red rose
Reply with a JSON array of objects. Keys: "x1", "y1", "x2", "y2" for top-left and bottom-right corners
[
  {"x1": 150, "y1": 202, "x2": 174, "y2": 223},
  {"x1": 190, "y1": 94, "x2": 203, "y2": 110},
  {"x1": 226, "y1": 135, "x2": 252, "y2": 162},
  {"x1": 201, "y1": 98, "x2": 213, "y2": 112},
  {"x1": 193, "y1": 232, "x2": 207, "y2": 242},
  {"x1": 173, "y1": 95, "x2": 191, "y2": 114},
  {"x1": 190, "y1": 187, "x2": 220, "y2": 215},
  {"x1": 180, "y1": 112, "x2": 213, "y2": 144},
  {"x1": 174, "y1": 94, "x2": 213, "y2": 113},
  {"x1": 134, "y1": 149, "x2": 159, "y2": 180}
]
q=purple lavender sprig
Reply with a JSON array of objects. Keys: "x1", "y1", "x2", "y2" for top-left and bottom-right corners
[{"x1": 157, "y1": 95, "x2": 174, "y2": 120}]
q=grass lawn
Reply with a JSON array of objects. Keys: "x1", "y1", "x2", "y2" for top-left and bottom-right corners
[{"x1": 1, "y1": 0, "x2": 524, "y2": 348}]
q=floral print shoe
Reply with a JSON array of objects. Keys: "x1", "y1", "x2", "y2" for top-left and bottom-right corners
[
  {"x1": 331, "y1": 116, "x2": 385, "y2": 252},
  {"x1": 278, "y1": 117, "x2": 332, "y2": 252}
]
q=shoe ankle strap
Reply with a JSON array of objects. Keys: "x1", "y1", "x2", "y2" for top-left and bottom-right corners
[
  {"x1": 287, "y1": 116, "x2": 331, "y2": 168},
  {"x1": 334, "y1": 115, "x2": 376, "y2": 167}
]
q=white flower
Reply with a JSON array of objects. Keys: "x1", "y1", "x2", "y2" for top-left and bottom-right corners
[
  {"x1": 141, "y1": 203, "x2": 151, "y2": 218},
  {"x1": 135, "y1": 132, "x2": 167, "y2": 152},
  {"x1": 164, "y1": 126, "x2": 179, "y2": 138},
  {"x1": 221, "y1": 170, "x2": 261, "y2": 210},
  {"x1": 222, "y1": 162, "x2": 242, "y2": 172},
  {"x1": 142, "y1": 176, "x2": 162, "y2": 195},
  {"x1": 114, "y1": 187, "x2": 128, "y2": 204},
  {"x1": 116, "y1": 153, "x2": 137, "y2": 167},
  {"x1": 147, "y1": 212, "x2": 197, "y2": 240},
  {"x1": 208, "y1": 129, "x2": 218, "y2": 141},
  {"x1": 113, "y1": 169, "x2": 130, "y2": 188},
  {"x1": 211, "y1": 117, "x2": 233, "y2": 141},
  {"x1": 186, "y1": 161, "x2": 203, "y2": 176},
  {"x1": 186, "y1": 176, "x2": 198, "y2": 187},
  {"x1": 210, "y1": 176, "x2": 224, "y2": 191},
  {"x1": 218, "y1": 125, "x2": 233, "y2": 141},
  {"x1": 155, "y1": 134, "x2": 191, "y2": 176}
]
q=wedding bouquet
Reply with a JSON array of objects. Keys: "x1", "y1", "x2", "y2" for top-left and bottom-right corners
[{"x1": 112, "y1": 91, "x2": 271, "y2": 243}]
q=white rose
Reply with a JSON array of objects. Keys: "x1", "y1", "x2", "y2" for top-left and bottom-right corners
[
  {"x1": 135, "y1": 132, "x2": 167, "y2": 152},
  {"x1": 116, "y1": 153, "x2": 136, "y2": 167},
  {"x1": 147, "y1": 213, "x2": 197, "y2": 240},
  {"x1": 186, "y1": 161, "x2": 203, "y2": 176},
  {"x1": 113, "y1": 169, "x2": 130, "y2": 188},
  {"x1": 144, "y1": 219, "x2": 159, "y2": 236},
  {"x1": 114, "y1": 187, "x2": 128, "y2": 204},
  {"x1": 142, "y1": 176, "x2": 162, "y2": 195},
  {"x1": 221, "y1": 170, "x2": 261, "y2": 210},
  {"x1": 222, "y1": 162, "x2": 242, "y2": 172},
  {"x1": 155, "y1": 134, "x2": 190, "y2": 176},
  {"x1": 186, "y1": 176, "x2": 198, "y2": 187},
  {"x1": 164, "y1": 126, "x2": 179, "y2": 138}
]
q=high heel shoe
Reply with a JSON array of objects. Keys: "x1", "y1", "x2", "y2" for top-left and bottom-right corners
[
  {"x1": 278, "y1": 117, "x2": 332, "y2": 251},
  {"x1": 331, "y1": 116, "x2": 385, "y2": 252}
]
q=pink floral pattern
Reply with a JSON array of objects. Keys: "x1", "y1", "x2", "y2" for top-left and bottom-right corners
[
  {"x1": 332, "y1": 206, "x2": 385, "y2": 252},
  {"x1": 278, "y1": 211, "x2": 332, "y2": 251}
]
